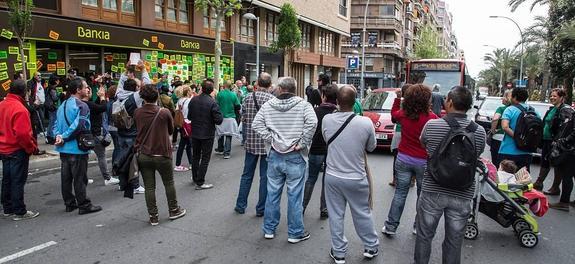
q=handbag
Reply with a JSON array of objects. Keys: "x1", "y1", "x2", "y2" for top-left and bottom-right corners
[
  {"x1": 182, "y1": 120, "x2": 192, "y2": 138},
  {"x1": 63, "y1": 100, "x2": 96, "y2": 151}
]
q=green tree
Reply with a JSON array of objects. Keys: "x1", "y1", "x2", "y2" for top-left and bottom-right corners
[
  {"x1": 547, "y1": 0, "x2": 575, "y2": 104},
  {"x1": 194, "y1": 0, "x2": 242, "y2": 90},
  {"x1": 483, "y1": 48, "x2": 518, "y2": 85},
  {"x1": 7, "y1": 0, "x2": 33, "y2": 80},
  {"x1": 477, "y1": 68, "x2": 501, "y2": 95},
  {"x1": 413, "y1": 24, "x2": 446, "y2": 59},
  {"x1": 269, "y1": 3, "x2": 301, "y2": 76},
  {"x1": 508, "y1": 0, "x2": 550, "y2": 11}
]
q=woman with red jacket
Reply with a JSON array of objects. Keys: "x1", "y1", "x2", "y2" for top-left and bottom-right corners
[{"x1": 382, "y1": 84, "x2": 438, "y2": 236}]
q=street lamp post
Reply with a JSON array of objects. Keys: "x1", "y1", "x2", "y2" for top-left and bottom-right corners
[
  {"x1": 483, "y1": 44, "x2": 504, "y2": 95},
  {"x1": 489, "y1": 15, "x2": 524, "y2": 88},
  {"x1": 243, "y1": 13, "x2": 260, "y2": 76},
  {"x1": 360, "y1": 0, "x2": 370, "y2": 100}
]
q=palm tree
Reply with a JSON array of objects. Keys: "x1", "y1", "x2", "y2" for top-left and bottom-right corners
[
  {"x1": 484, "y1": 48, "x2": 518, "y2": 85},
  {"x1": 558, "y1": 20, "x2": 575, "y2": 40},
  {"x1": 508, "y1": 0, "x2": 550, "y2": 12},
  {"x1": 523, "y1": 47, "x2": 542, "y2": 93}
]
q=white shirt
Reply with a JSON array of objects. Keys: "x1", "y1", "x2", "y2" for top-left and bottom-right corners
[
  {"x1": 35, "y1": 82, "x2": 45, "y2": 105},
  {"x1": 177, "y1": 97, "x2": 192, "y2": 120}
]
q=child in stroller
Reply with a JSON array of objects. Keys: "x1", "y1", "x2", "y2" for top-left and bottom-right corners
[{"x1": 464, "y1": 159, "x2": 548, "y2": 248}]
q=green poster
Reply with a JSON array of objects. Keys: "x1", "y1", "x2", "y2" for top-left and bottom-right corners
[
  {"x1": 0, "y1": 51, "x2": 6, "y2": 59},
  {"x1": 0, "y1": 71, "x2": 8, "y2": 81},
  {"x1": 26, "y1": 62, "x2": 36, "y2": 69},
  {"x1": 111, "y1": 65, "x2": 118, "y2": 72},
  {"x1": 13, "y1": 63, "x2": 22, "y2": 71},
  {"x1": 57, "y1": 68, "x2": 65, "y2": 75},
  {"x1": 181, "y1": 55, "x2": 186, "y2": 61},
  {"x1": 0, "y1": 62, "x2": 6, "y2": 71},
  {"x1": 1, "y1": 29, "x2": 13, "y2": 39},
  {"x1": 48, "y1": 52, "x2": 57, "y2": 60},
  {"x1": 157, "y1": 52, "x2": 164, "y2": 59},
  {"x1": 143, "y1": 39, "x2": 150, "y2": 47},
  {"x1": 175, "y1": 55, "x2": 181, "y2": 61},
  {"x1": 118, "y1": 63, "x2": 125, "y2": 68},
  {"x1": 146, "y1": 54, "x2": 152, "y2": 61}
]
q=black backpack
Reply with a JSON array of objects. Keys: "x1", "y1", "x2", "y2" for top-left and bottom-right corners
[
  {"x1": 513, "y1": 104, "x2": 543, "y2": 152},
  {"x1": 429, "y1": 116, "x2": 478, "y2": 190}
]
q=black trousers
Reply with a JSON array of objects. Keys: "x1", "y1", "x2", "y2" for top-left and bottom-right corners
[
  {"x1": 191, "y1": 138, "x2": 214, "y2": 186},
  {"x1": 559, "y1": 156, "x2": 575, "y2": 203},
  {"x1": 60, "y1": 153, "x2": 92, "y2": 209}
]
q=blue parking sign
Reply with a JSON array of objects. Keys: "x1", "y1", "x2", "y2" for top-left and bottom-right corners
[{"x1": 347, "y1": 57, "x2": 359, "y2": 69}]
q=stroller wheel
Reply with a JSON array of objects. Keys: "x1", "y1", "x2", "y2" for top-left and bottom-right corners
[
  {"x1": 519, "y1": 230, "x2": 538, "y2": 248},
  {"x1": 464, "y1": 224, "x2": 479, "y2": 240},
  {"x1": 513, "y1": 219, "x2": 531, "y2": 233}
]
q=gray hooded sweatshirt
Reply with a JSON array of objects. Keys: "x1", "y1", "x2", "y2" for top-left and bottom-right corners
[{"x1": 252, "y1": 94, "x2": 318, "y2": 159}]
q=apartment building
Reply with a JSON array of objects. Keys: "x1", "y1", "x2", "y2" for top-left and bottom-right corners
[
  {"x1": 231, "y1": 0, "x2": 349, "y2": 93},
  {"x1": 342, "y1": 0, "x2": 459, "y2": 89},
  {"x1": 0, "y1": 0, "x2": 349, "y2": 97}
]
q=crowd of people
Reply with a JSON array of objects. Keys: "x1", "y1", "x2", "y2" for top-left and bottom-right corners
[{"x1": 2, "y1": 61, "x2": 575, "y2": 264}]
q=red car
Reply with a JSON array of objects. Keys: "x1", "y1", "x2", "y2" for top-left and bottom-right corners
[{"x1": 362, "y1": 88, "x2": 398, "y2": 149}]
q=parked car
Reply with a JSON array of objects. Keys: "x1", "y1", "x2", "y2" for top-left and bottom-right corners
[
  {"x1": 362, "y1": 88, "x2": 397, "y2": 149},
  {"x1": 474, "y1": 96, "x2": 503, "y2": 130}
]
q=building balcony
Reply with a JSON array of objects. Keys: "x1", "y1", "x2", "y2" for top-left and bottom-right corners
[
  {"x1": 350, "y1": 17, "x2": 403, "y2": 32},
  {"x1": 341, "y1": 41, "x2": 404, "y2": 58}
]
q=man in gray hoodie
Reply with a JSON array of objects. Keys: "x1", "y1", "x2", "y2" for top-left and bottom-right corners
[{"x1": 252, "y1": 77, "x2": 318, "y2": 244}]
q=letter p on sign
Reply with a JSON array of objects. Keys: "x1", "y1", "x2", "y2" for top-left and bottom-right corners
[{"x1": 348, "y1": 57, "x2": 359, "y2": 70}]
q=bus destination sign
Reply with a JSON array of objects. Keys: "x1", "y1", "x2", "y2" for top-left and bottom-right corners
[{"x1": 412, "y1": 62, "x2": 460, "y2": 71}]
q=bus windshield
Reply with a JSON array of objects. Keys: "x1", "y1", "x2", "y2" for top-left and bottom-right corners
[{"x1": 421, "y1": 71, "x2": 461, "y2": 96}]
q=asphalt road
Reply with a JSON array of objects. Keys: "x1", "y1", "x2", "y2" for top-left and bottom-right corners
[{"x1": 0, "y1": 142, "x2": 573, "y2": 264}]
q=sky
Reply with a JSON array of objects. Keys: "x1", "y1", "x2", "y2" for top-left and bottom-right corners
[{"x1": 444, "y1": 0, "x2": 548, "y2": 78}]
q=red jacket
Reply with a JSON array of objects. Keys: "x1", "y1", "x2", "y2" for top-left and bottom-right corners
[
  {"x1": 391, "y1": 98, "x2": 437, "y2": 159},
  {"x1": 0, "y1": 94, "x2": 38, "y2": 155}
]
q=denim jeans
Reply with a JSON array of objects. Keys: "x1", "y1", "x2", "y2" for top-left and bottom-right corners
[
  {"x1": 384, "y1": 158, "x2": 424, "y2": 232},
  {"x1": 60, "y1": 153, "x2": 92, "y2": 209},
  {"x1": 175, "y1": 135, "x2": 192, "y2": 166},
  {"x1": 109, "y1": 131, "x2": 120, "y2": 163},
  {"x1": 415, "y1": 191, "x2": 472, "y2": 264},
  {"x1": 235, "y1": 152, "x2": 268, "y2": 214},
  {"x1": 138, "y1": 154, "x2": 179, "y2": 216},
  {"x1": 116, "y1": 136, "x2": 140, "y2": 188},
  {"x1": 217, "y1": 135, "x2": 232, "y2": 156},
  {"x1": 1, "y1": 150, "x2": 29, "y2": 215},
  {"x1": 303, "y1": 154, "x2": 326, "y2": 213},
  {"x1": 47, "y1": 110, "x2": 57, "y2": 140},
  {"x1": 263, "y1": 150, "x2": 307, "y2": 238}
]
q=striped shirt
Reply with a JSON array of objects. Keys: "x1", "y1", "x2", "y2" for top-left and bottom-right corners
[{"x1": 420, "y1": 113, "x2": 486, "y2": 200}]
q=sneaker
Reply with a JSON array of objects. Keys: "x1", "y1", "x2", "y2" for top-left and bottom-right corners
[
  {"x1": 223, "y1": 155, "x2": 231, "y2": 159},
  {"x1": 12, "y1": 211, "x2": 39, "y2": 221},
  {"x1": 88, "y1": 179, "x2": 94, "y2": 184},
  {"x1": 214, "y1": 150, "x2": 224, "y2": 155},
  {"x1": 65, "y1": 205, "x2": 78, "y2": 212},
  {"x1": 104, "y1": 177, "x2": 120, "y2": 186},
  {"x1": 78, "y1": 205, "x2": 102, "y2": 215},
  {"x1": 150, "y1": 214, "x2": 159, "y2": 226},
  {"x1": 256, "y1": 211, "x2": 264, "y2": 217},
  {"x1": 412, "y1": 227, "x2": 417, "y2": 235},
  {"x1": 381, "y1": 226, "x2": 396, "y2": 236},
  {"x1": 330, "y1": 249, "x2": 345, "y2": 264},
  {"x1": 174, "y1": 166, "x2": 189, "y2": 172},
  {"x1": 134, "y1": 186, "x2": 145, "y2": 194},
  {"x1": 288, "y1": 231, "x2": 311, "y2": 244},
  {"x1": 363, "y1": 248, "x2": 379, "y2": 259},
  {"x1": 549, "y1": 202, "x2": 570, "y2": 211},
  {"x1": 264, "y1": 233, "x2": 275, "y2": 239},
  {"x1": 169, "y1": 207, "x2": 187, "y2": 220},
  {"x1": 570, "y1": 200, "x2": 575, "y2": 207},
  {"x1": 2, "y1": 212, "x2": 14, "y2": 217},
  {"x1": 195, "y1": 183, "x2": 214, "y2": 190},
  {"x1": 234, "y1": 207, "x2": 245, "y2": 214}
]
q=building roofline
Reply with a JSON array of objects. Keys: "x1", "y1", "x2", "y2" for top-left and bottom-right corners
[{"x1": 250, "y1": 0, "x2": 350, "y2": 37}]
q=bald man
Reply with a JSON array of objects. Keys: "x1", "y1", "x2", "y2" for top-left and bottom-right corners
[{"x1": 322, "y1": 85, "x2": 379, "y2": 263}]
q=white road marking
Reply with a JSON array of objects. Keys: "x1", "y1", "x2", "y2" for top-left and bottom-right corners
[{"x1": 0, "y1": 241, "x2": 58, "y2": 263}]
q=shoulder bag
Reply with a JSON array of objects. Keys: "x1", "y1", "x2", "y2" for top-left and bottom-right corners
[{"x1": 63, "y1": 100, "x2": 96, "y2": 151}]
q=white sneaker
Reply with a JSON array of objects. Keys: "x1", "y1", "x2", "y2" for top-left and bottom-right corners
[
  {"x1": 105, "y1": 177, "x2": 120, "y2": 186},
  {"x1": 134, "y1": 186, "x2": 145, "y2": 194},
  {"x1": 174, "y1": 166, "x2": 189, "y2": 172},
  {"x1": 412, "y1": 227, "x2": 417, "y2": 235},
  {"x1": 13, "y1": 211, "x2": 39, "y2": 221},
  {"x1": 381, "y1": 226, "x2": 396, "y2": 236},
  {"x1": 88, "y1": 179, "x2": 94, "y2": 184},
  {"x1": 264, "y1": 233, "x2": 275, "y2": 239},
  {"x1": 195, "y1": 183, "x2": 214, "y2": 190}
]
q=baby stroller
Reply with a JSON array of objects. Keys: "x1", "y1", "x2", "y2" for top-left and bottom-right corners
[{"x1": 464, "y1": 160, "x2": 544, "y2": 248}]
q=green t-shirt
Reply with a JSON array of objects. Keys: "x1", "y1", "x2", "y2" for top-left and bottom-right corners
[
  {"x1": 353, "y1": 100, "x2": 363, "y2": 116},
  {"x1": 216, "y1": 89, "x2": 240, "y2": 118},
  {"x1": 494, "y1": 105, "x2": 508, "y2": 135},
  {"x1": 543, "y1": 106, "x2": 558, "y2": 140}
]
